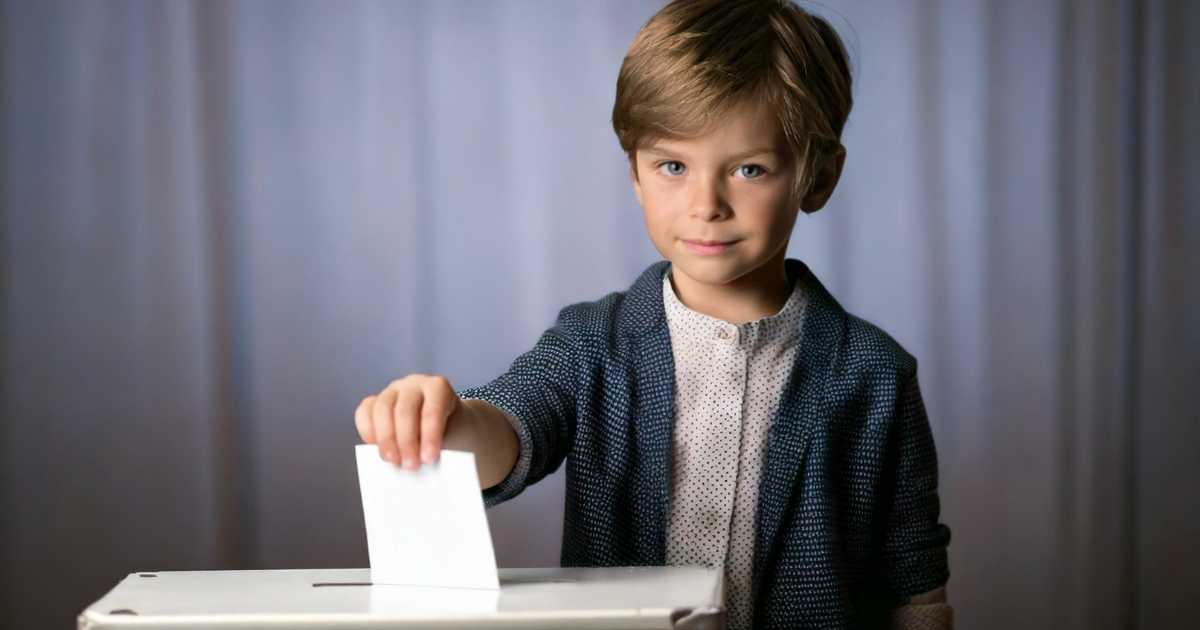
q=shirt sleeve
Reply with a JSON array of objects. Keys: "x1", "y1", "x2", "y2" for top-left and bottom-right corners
[
  {"x1": 883, "y1": 372, "x2": 952, "y2": 599},
  {"x1": 456, "y1": 311, "x2": 579, "y2": 508},
  {"x1": 891, "y1": 587, "x2": 954, "y2": 629}
]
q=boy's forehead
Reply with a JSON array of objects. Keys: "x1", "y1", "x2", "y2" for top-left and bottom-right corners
[{"x1": 640, "y1": 102, "x2": 788, "y2": 158}]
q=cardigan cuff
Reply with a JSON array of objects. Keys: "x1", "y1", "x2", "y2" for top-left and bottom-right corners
[{"x1": 461, "y1": 398, "x2": 533, "y2": 508}]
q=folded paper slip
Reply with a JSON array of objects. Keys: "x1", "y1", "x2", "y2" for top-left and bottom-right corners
[{"x1": 79, "y1": 567, "x2": 726, "y2": 629}]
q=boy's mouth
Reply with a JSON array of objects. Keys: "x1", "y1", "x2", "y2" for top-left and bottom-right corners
[{"x1": 681, "y1": 239, "x2": 739, "y2": 255}]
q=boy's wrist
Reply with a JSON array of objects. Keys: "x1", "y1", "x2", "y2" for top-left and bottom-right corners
[
  {"x1": 443, "y1": 397, "x2": 484, "y2": 451},
  {"x1": 448, "y1": 398, "x2": 520, "y2": 488}
]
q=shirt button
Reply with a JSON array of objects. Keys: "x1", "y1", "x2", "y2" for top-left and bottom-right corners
[{"x1": 714, "y1": 326, "x2": 739, "y2": 345}]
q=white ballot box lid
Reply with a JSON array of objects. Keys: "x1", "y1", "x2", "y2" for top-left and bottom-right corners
[{"x1": 79, "y1": 566, "x2": 725, "y2": 630}]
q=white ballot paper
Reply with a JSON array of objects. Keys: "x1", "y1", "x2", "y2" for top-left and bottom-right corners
[{"x1": 356, "y1": 445, "x2": 500, "y2": 591}]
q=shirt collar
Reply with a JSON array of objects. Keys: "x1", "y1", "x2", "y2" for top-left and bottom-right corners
[{"x1": 662, "y1": 265, "x2": 808, "y2": 350}]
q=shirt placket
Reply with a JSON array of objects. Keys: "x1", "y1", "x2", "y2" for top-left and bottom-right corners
[
  {"x1": 706, "y1": 321, "x2": 748, "y2": 560},
  {"x1": 724, "y1": 323, "x2": 769, "y2": 629}
]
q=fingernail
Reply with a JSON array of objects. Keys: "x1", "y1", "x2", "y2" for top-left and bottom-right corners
[
  {"x1": 421, "y1": 446, "x2": 435, "y2": 463},
  {"x1": 402, "y1": 457, "x2": 415, "y2": 469}
]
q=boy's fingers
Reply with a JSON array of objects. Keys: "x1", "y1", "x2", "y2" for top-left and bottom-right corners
[
  {"x1": 394, "y1": 385, "x2": 423, "y2": 470},
  {"x1": 355, "y1": 395, "x2": 378, "y2": 443},
  {"x1": 419, "y1": 378, "x2": 458, "y2": 463},
  {"x1": 372, "y1": 388, "x2": 399, "y2": 463}
]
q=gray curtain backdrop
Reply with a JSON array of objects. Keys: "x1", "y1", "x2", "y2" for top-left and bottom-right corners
[{"x1": 1, "y1": 1, "x2": 1196, "y2": 628}]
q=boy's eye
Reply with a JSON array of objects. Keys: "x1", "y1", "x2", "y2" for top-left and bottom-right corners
[
  {"x1": 737, "y1": 165, "x2": 766, "y2": 179},
  {"x1": 658, "y1": 161, "x2": 686, "y2": 176}
]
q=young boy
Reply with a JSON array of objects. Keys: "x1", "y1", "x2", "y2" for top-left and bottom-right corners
[{"x1": 354, "y1": 1, "x2": 952, "y2": 627}]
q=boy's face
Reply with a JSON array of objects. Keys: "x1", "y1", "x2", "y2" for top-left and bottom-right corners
[{"x1": 631, "y1": 99, "x2": 807, "y2": 290}]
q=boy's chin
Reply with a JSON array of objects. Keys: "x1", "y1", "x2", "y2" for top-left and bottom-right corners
[{"x1": 669, "y1": 257, "x2": 756, "y2": 287}]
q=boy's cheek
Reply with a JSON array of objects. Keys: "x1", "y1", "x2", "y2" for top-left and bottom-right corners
[
  {"x1": 642, "y1": 214, "x2": 673, "y2": 252},
  {"x1": 640, "y1": 187, "x2": 688, "y2": 227},
  {"x1": 641, "y1": 213, "x2": 685, "y2": 263}
]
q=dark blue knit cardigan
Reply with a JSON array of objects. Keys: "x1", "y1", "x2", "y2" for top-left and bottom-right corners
[{"x1": 459, "y1": 259, "x2": 951, "y2": 629}]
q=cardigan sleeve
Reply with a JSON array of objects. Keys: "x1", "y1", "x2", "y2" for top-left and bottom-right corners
[
  {"x1": 882, "y1": 373, "x2": 953, "y2": 600},
  {"x1": 457, "y1": 310, "x2": 579, "y2": 508}
]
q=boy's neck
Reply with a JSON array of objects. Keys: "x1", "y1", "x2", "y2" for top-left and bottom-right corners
[{"x1": 668, "y1": 254, "x2": 793, "y2": 325}]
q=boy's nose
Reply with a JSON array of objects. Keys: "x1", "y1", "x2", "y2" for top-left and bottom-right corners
[{"x1": 688, "y1": 178, "x2": 730, "y2": 221}]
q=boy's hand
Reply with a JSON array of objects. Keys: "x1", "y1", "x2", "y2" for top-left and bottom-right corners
[{"x1": 355, "y1": 375, "x2": 459, "y2": 470}]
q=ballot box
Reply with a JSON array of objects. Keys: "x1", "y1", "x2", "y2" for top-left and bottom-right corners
[{"x1": 79, "y1": 566, "x2": 725, "y2": 629}]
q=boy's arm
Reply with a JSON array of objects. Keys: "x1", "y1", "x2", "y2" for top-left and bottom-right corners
[
  {"x1": 457, "y1": 311, "x2": 580, "y2": 507},
  {"x1": 441, "y1": 398, "x2": 520, "y2": 490},
  {"x1": 885, "y1": 373, "x2": 954, "y2": 629}
]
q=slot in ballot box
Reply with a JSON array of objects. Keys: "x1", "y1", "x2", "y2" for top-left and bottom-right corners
[{"x1": 79, "y1": 566, "x2": 725, "y2": 630}]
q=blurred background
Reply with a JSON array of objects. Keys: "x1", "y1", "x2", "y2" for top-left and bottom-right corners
[{"x1": 1, "y1": 0, "x2": 1197, "y2": 628}]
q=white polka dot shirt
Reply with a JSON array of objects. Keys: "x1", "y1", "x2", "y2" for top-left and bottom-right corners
[{"x1": 662, "y1": 266, "x2": 808, "y2": 630}]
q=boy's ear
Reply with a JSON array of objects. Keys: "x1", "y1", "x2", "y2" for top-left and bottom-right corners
[{"x1": 800, "y1": 144, "x2": 847, "y2": 214}]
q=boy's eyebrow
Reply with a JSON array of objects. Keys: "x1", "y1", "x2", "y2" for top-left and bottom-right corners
[
  {"x1": 640, "y1": 147, "x2": 780, "y2": 161},
  {"x1": 726, "y1": 148, "x2": 780, "y2": 161}
]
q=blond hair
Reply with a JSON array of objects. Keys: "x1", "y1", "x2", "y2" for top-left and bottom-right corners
[{"x1": 612, "y1": 0, "x2": 853, "y2": 199}]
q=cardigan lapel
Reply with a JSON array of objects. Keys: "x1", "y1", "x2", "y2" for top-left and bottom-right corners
[
  {"x1": 623, "y1": 261, "x2": 676, "y2": 564},
  {"x1": 752, "y1": 260, "x2": 847, "y2": 595}
]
